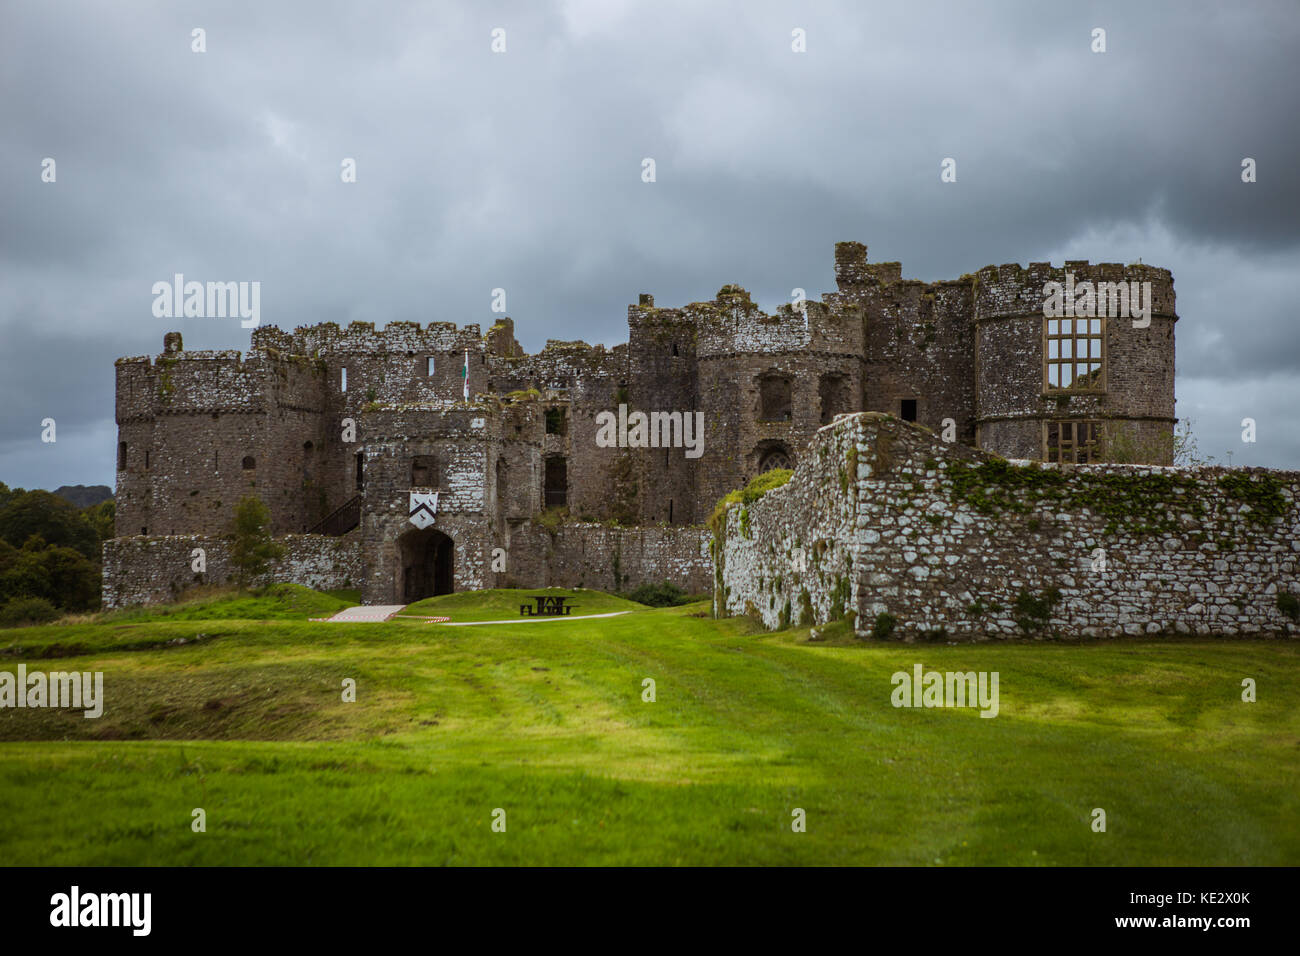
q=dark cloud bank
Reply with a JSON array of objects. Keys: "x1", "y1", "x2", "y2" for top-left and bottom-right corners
[{"x1": 2, "y1": 0, "x2": 1297, "y2": 488}]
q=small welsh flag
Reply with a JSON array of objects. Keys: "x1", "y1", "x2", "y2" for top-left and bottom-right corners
[{"x1": 462, "y1": 350, "x2": 469, "y2": 401}]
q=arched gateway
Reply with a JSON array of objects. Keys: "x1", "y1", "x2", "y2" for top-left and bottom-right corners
[{"x1": 399, "y1": 527, "x2": 454, "y2": 603}]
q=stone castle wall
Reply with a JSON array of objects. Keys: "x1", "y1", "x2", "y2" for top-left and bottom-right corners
[
  {"x1": 102, "y1": 533, "x2": 364, "y2": 608},
  {"x1": 716, "y1": 413, "x2": 1299, "y2": 640},
  {"x1": 107, "y1": 242, "x2": 1184, "y2": 608},
  {"x1": 100, "y1": 523, "x2": 710, "y2": 608}
]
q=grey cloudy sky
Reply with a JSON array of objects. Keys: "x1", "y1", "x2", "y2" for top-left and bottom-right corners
[{"x1": 2, "y1": 0, "x2": 1298, "y2": 490}]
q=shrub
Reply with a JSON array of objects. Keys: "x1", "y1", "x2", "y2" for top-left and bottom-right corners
[
  {"x1": 230, "y1": 496, "x2": 285, "y2": 589},
  {"x1": 626, "y1": 581, "x2": 689, "y2": 607},
  {"x1": 0, "y1": 596, "x2": 60, "y2": 628},
  {"x1": 1278, "y1": 592, "x2": 1300, "y2": 622},
  {"x1": 872, "y1": 612, "x2": 897, "y2": 640}
]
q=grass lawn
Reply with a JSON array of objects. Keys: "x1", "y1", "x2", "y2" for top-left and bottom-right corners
[{"x1": 0, "y1": 586, "x2": 1296, "y2": 865}]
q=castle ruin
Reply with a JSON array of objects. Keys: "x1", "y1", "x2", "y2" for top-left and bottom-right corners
[{"x1": 104, "y1": 242, "x2": 1180, "y2": 609}]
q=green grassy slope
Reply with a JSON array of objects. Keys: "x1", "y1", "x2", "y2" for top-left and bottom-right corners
[
  {"x1": 402, "y1": 587, "x2": 642, "y2": 621},
  {"x1": 0, "y1": 590, "x2": 1296, "y2": 865}
]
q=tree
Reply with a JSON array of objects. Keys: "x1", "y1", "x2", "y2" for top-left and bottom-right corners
[
  {"x1": 230, "y1": 496, "x2": 285, "y2": 589},
  {"x1": 0, "y1": 489, "x2": 99, "y2": 559}
]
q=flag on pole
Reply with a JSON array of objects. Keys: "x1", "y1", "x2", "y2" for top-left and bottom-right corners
[{"x1": 462, "y1": 350, "x2": 469, "y2": 400}]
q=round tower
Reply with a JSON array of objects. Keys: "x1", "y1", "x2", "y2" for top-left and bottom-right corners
[{"x1": 973, "y1": 261, "x2": 1176, "y2": 463}]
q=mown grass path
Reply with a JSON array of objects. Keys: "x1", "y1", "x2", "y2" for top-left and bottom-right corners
[{"x1": 1, "y1": 588, "x2": 1295, "y2": 865}]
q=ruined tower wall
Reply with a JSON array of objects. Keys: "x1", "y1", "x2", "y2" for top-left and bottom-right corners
[
  {"x1": 626, "y1": 304, "x2": 700, "y2": 525},
  {"x1": 113, "y1": 347, "x2": 333, "y2": 537},
  {"x1": 357, "y1": 407, "x2": 495, "y2": 602},
  {"x1": 694, "y1": 287, "x2": 866, "y2": 518},
  {"x1": 974, "y1": 262, "x2": 1177, "y2": 462}
]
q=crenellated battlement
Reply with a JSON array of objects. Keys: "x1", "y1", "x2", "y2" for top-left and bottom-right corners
[
  {"x1": 251, "y1": 320, "x2": 487, "y2": 358},
  {"x1": 970, "y1": 260, "x2": 1177, "y2": 321},
  {"x1": 108, "y1": 239, "x2": 1179, "y2": 605}
]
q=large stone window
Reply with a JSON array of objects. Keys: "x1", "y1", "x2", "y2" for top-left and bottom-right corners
[
  {"x1": 1045, "y1": 317, "x2": 1105, "y2": 391},
  {"x1": 1044, "y1": 420, "x2": 1102, "y2": 464},
  {"x1": 759, "y1": 373, "x2": 792, "y2": 422}
]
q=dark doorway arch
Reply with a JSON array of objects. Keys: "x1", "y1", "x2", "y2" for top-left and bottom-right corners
[{"x1": 399, "y1": 528, "x2": 454, "y2": 603}]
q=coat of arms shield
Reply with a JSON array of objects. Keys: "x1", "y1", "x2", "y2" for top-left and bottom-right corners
[{"x1": 408, "y1": 491, "x2": 439, "y2": 529}]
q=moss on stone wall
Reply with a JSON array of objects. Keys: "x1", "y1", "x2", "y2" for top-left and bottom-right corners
[
  {"x1": 1216, "y1": 472, "x2": 1288, "y2": 526},
  {"x1": 949, "y1": 459, "x2": 1227, "y2": 536},
  {"x1": 707, "y1": 468, "x2": 793, "y2": 536}
]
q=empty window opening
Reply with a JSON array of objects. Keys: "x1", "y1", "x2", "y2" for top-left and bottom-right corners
[
  {"x1": 355, "y1": 452, "x2": 364, "y2": 490},
  {"x1": 1046, "y1": 420, "x2": 1102, "y2": 464},
  {"x1": 141, "y1": 526, "x2": 147, "y2": 535},
  {"x1": 341, "y1": 366, "x2": 348, "y2": 392},
  {"x1": 214, "y1": 450, "x2": 219, "y2": 471},
  {"x1": 544, "y1": 457, "x2": 567, "y2": 508},
  {"x1": 1045, "y1": 317, "x2": 1104, "y2": 390},
  {"x1": 304, "y1": 441, "x2": 314, "y2": 455},
  {"x1": 544, "y1": 407, "x2": 567, "y2": 436},
  {"x1": 118, "y1": 441, "x2": 127, "y2": 470},
  {"x1": 819, "y1": 373, "x2": 849, "y2": 424},
  {"x1": 145, "y1": 449, "x2": 150, "y2": 469},
  {"x1": 900, "y1": 399, "x2": 918, "y2": 422},
  {"x1": 242, "y1": 455, "x2": 256, "y2": 470},
  {"x1": 669, "y1": 498, "x2": 674, "y2": 524},
  {"x1": 672, "y1": 343, "x2": 679, "y2": 357},
  {"x1": 759, "y1": 374, "x2": 792, "y2": 422},
  {"x1": 427, "y1": 356, "x2": 435, "y2": 376},
  {"x1": 411, "y1": 455, "x2": 439, "y2": 488},
  {"x1": 495, "y1": 458, "x2": 509, "y2": 521}
]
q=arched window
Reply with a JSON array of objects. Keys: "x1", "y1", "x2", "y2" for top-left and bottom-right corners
[
  {"x1": 242, "y1": 455, "x2": 256, "y2": 470},
  {"x1": 757, "y1": 444, "x2": 793, "y2": 473},
  {"x1": 758, "y1": 373, "x2": 792, "y2": 422}
]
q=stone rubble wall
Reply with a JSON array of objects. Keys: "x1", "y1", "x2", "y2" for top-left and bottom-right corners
[
  {"x1": 503, "y1": 523, "x2": 713, "y2": 595},
  {"x1": 102, "y1": 533, "x2": 363, "y2": 609},
  {"x1": 716, "y1": 412, "x2": 1300, "y2": 640}
]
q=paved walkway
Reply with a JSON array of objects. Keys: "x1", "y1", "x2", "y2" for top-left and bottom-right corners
[{"x1": 318, "y1": 604, "x2": 407, "y2": 623}]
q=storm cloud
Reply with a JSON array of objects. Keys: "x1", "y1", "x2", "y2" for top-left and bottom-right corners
[{"x1": 2, "y1": 0, "x2": 1297, "y2": 488}]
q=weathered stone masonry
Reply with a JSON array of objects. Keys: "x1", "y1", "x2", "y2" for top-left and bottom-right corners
[
  {"x1": 105, "y1": 241, "x2": 1179, "y2": 608},
  {"x1": 716, "y1": 413, "x2": 1299, "y2": 640}
]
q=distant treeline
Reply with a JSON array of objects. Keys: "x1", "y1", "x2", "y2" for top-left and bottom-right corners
[{"x1": 0, "y1": 483, "x2": 114, "y2": 626}]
